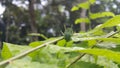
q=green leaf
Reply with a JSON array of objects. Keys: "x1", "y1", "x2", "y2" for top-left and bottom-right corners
[
  {"x1": 1, "y1": 43, "x2": 31, "y2": 59},
  {"x1": 57, "y1": 39, "x2": 66, "y2": 47},
  {"x1": 78, "y1": 2, "x2": 90, "y2": 9},
  {"x1": 75, "y1": 18, "x2": 90, "y2": 24},
  {"x1": 98, "y1": 38, "x2": 120, "y2": 44},
  {"x1": 46, "y1": 45, "x2": 85, "y2": 53},
  {"x1": 70, "y1": 61, "x2": 103, "y2": 68},
  {"x1": 90, "y1": 12, "x2": 115, "y2": 19},
  {"x1": 35, "y1": 64, "x2": 58, "y2": 68},
  {"x1": 1, "y1": 43, "x2": 12, "y2": 60},
  {"x1": 78, "y1": 48, "x2": 120, "y2": 64},
  {"x1": 5, "y1": 57, "x2": 58, "y2": 68},
  {"x1": 97, "y1": 42, "x2": 116, "y2": 49},
  {"x1": 66, "y1": 41, "x2": 74, "y2": 47},
  {"x1": 29, "y1": 41, "x2": 44, "y2": 47},
  {"x1": 71, "y1": 1, "x2": 90, "y2": 11},
  {"x1": 89, "y1": 0, "x2": 96, "y2": 4},
  {"x1": 116, "y1": 24, "x2": 120, "y2": 31},
  {"x1": 100, "y1": 15, "x2": 120, "y2": 28},
  {"x1": 72, "y1": 31, "x2": 120, "y2": 43},
  {"x1": 71, "y1": 6, "x2": 79, "y2": 11},
  {"x1": 72, "y1": 36, "x2": 99, "y2": 42},
  {"x1": 113, "y1": 33, "x2": 120, "y2": 38},
  {"x1": 88, "y1": 40, "x2": 97, "y2": 47},
  {"x1": 72, "y1": 36, "x2": 120, "y2": 44},
  {"x1": 81, "y1": 55, "x2": 118, "y2": 68}
]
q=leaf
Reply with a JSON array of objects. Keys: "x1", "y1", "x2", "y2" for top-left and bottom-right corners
[
  {"x1": 98, "y1": 38, "x2": 120, "y2": 44},
  {"x1": 78, "y1": 2, "x2": 90, "y2": 9},
  {"x1": 100, "y1": 15, "x2": 120, "y2": 28},
  {"x1": 78, "y1": 48, "x2": 120, "y2": 64},
  {"x1": 46, "y1": 45, "x2": 85, "y2": 53},
  {"x1": 72, "y1": 33, "x2": 120, "y2": 44},
  {"x1": 89, "y1": 0, "x2": 96, "y2": 4},
  {"x1": 1, "y1": 43, "x2": 12, "y2": 60},
  {"x1": 72, "y1": 36, "x2": 99, "y2": 42},
  {"x1": 57, "y1": 39, "x2": 66, "y2": 47},
  {"x1": 71, "y1": 1, "x2": 90, "y2": 11},
  {"x1": 116, "y1": 24, "x2": 120, "y2": 31},
  {"x1": 28, "y1": 41, "x2": 41, "y2": 59},
  {"x1": 97, "y1": 42, "x2": 116, "y2": 49},
  {"x1": 71, "y1": 6, "x2": 79, "y2": 11},
  {"x1": 29, "y1": 41, "x2": 44, "y2": 47},
  {"x1": 37, "y1": 47, "x2": 59, "y2": 64},
  {"x1": 35, "y1": 64, "x2": 58, "y2": 68},
  {"x1": 57, "y1": 58, "x2": 67, "y2": 68},
  {"x1": 74, "y1": 37, "x2": 120, "y2": 44},
  {"x1": 70, "y1": 61, "x2": 103, "y2": 68},
  {"x1": 66, "y1": 41, "x2": 74, "y2": 47},
  {"x1": 5, "y1": 57, "x2": 58, "y2": 68},
  {"x1": 28, "y1": 37, "x2": 64, "y2": 61},
  {"x1": 90, "y1": 12, "x2": 115, "y2": 19},
  {"x1": 1, "y1": 42, "x2": 31, "y2": 59},
  {"x1": 88, "y1": 40, "x2": 97, "y2": 47},
  {"x1": 75, "y1": 18, "x2": 90, "y2": 24},
  {"x1": 81, "y1": 55, "x2": 118, "y2": 68}
]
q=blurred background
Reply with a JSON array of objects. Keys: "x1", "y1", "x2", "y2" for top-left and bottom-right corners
[{"x1": 0, "y1": 0, "x2": 120, "y2": 45}]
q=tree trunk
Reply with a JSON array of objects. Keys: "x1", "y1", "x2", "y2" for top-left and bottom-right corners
[
  {"x1": 80, "y1": 9, "x2": 87, "y2": 31},
  {"x1": 28, "y1": 0, "x2": 38, "y2": 40},
  {"x1": 78, "y1": 0, "x2": 87, "y2": 31}
]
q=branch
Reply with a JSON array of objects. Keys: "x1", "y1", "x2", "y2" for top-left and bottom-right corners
[
  {"x1": 0, "y1": 37, "x2": 63, "y2": 66},
  {"x1": 66, "y1": 31, "x2": 120, "y2": 68}
]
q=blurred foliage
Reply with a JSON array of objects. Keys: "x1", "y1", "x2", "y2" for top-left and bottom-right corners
[{"x1": 1, "y1": 0, "x2": 120, "y2": 44}]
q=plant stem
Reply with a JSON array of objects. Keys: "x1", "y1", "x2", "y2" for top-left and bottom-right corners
[
  {"x1": 66, "y1": 31, "x2": 120, "y2": 68},
  {"x1": 0, "y1": 37, "x2": 63, "y2": 66}
]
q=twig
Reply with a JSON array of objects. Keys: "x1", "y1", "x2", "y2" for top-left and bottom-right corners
[
  {"x1": 0, "y1": 37, "x2": 63, "y2": 66},
  {"x1": 66, "y1": 31, "x2": 120, "y2": 68}
]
